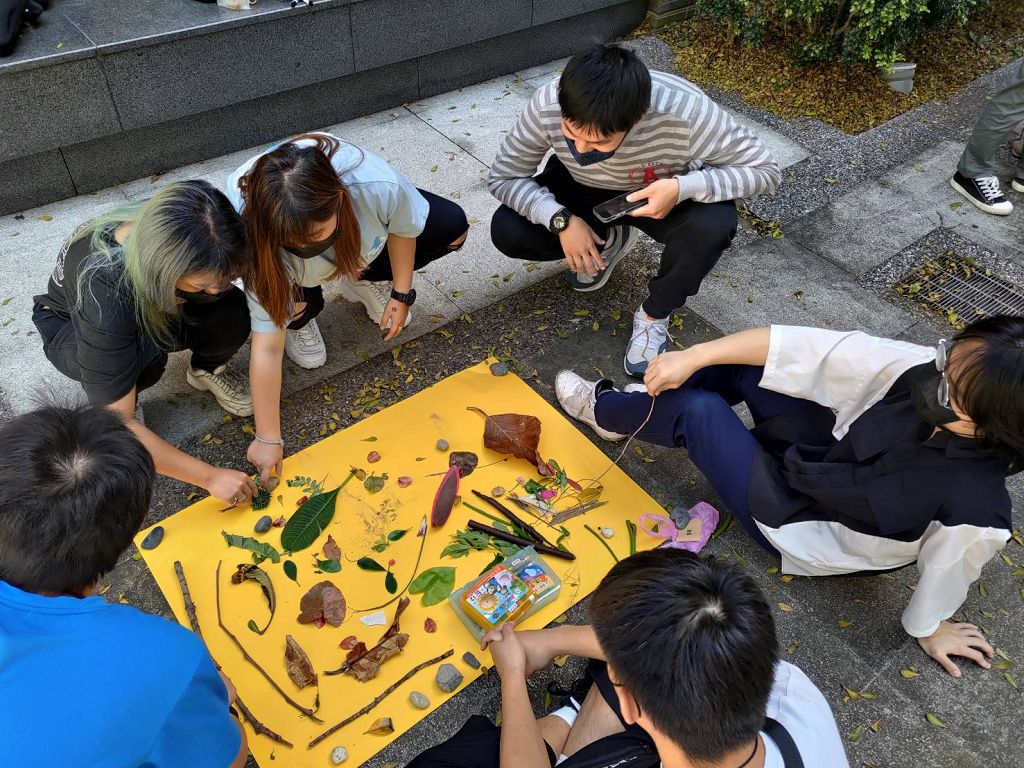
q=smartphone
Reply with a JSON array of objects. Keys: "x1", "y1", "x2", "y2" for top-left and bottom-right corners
[{"x1": 594, "y1": 190, "x2": 644, "y2": 223}]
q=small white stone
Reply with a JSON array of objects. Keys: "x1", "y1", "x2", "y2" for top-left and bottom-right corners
[
  {"x1": 600, "y1": 527, "x2": 614, "y2": 539},
  {"x1": 360, "y1": 611, "x2": 387, "y2": 627},
  {"x1": 330, "y1": 746, "x2": 348, "y2": 764}
]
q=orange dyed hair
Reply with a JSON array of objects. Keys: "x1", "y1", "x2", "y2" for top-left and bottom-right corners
[{"x1": 239, "y1": 133, "x2": 363, "y2": 327}]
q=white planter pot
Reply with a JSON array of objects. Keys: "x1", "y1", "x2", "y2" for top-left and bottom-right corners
[{"x1": 881, "y1": 61, "x2": 917, "y2": 94}]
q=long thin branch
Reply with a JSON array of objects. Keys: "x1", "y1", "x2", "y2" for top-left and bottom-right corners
[
  {"x1": 308, "y1": 649, "x2": 454, "y2": 749},
  {"x1": 174, "y1": 561, "x2": 294, "y2": 747},
  {"x1": 215, "y1": 561, "x2": 324, "y2": 723}
]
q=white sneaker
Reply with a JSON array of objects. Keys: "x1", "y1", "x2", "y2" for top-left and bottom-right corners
[
  {"x1": 338, "y1": 279, "x2": 413, "y2": 328},
  {"x1": 555, "y1": 370, "x2": 629, "y2": 442},
  {"x1": 285, "y1": 319, "x2": 327, "y2": 369},
  {"x1": 1013, "y1": 177, "x2": 1024, "y2": 194},
  {"x1": 186, "y1": 364, "x2": 253, "y2": 417},
  {"x1": 624, "y1": 308, "x2": 670, "y2": 377}
]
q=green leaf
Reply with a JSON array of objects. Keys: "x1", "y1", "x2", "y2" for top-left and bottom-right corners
[
  {"x1": 247, "y1": 619, "x2": 261, "y2": 633},
  {"x1": 479, "y1": 551, "x2": 504, "y2": 576},
  {"x1": 222, "y1": 531, "x2": 281, "y2": 563},
  {"x1": 925, "y1": 712, "x2": 947, "y2": 729},
  {"x1": 358, "y1": 556, "x2": 386, "y2": 572},
  {"x1": 364, "y1": 473, "x2": 388, "y2": 494},
  {"x1": 279, "y1": 480, "x2": 345, "y2": 553},
  {"x1": 362, "y1": 436, "x2": 378, "y2": 442},
  {"x1": 409, "y1": 566, "x2": 457, "y2": 606},
  {"x1": 283, "y1": 559, "x2": 298, "y2": 582},
  {"x1": 385, "y1": 571, "x2": 399, "y2": 594},
  {"x1": 388, "y1": 528, "x2": 409, "y2": 542},
  {"x1": 627, "y1": 519, "x2": 637, "y2": 557},
  {"x1": 315, "y1": 558, "x2": 341, "y2": 573}
]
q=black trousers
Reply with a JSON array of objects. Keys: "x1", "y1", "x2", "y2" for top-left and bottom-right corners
[
  {"x1": 289, "y1": 188, "x2": 467, "y2": 330},
  {"x1": 490, "y1": 156, "x2": 737, "y2": 319},
  {"x1": 33, "y1": 286, "x2": 251, "y2": 396},
  {"x1": 408, "y1": 661, "x2": 657, "y2": 768}
]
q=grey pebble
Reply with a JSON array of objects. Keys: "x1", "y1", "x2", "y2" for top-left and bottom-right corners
[
  {"x1": 489, "y1": 361, "x2": 509, "y2": 376},
  {"x1": 462, "y1": 651, "x2": 482, "y2": 670},
  {"x1": 140, "y1": 526, "x2": 164, "y2": 550},
  {"x1": 254, "y1": 515, "x2": 272, "y2": 534},
  {"x1": 436, "y1": 438, "x2": 449, "y2": 451},
  {"x1": 435, "y1": 662, "x2": 464, "y2": 693},
  {"x1": 330, "y1": 745, "x2": 348, "y2": 764},
  {"x1": 409, "y1": 691, "x2": 430, "y2": 709}
]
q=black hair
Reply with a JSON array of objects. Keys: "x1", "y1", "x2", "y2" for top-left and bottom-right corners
[
  {"x1": 589, "y1": 549, "x2": 778, "y2": 763},
  {"x1": 0, "y1": 403, "x2": 155, "y2": 595},
  {"x1": 950, "y1": 314, "x2": 1024, "y2": 469},
  {"x1": 558, "y1": 43, "x2": 652, "y2": 136}
]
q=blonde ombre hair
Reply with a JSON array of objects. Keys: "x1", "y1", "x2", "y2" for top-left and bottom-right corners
[{"x1": 73, "y1": 180, "x2": 250, "y2": 345}]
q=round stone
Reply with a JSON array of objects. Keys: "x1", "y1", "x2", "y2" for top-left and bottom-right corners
[
  {"x1": 600, "y1": 527, "x2": 614, "y2": 539},
  {"x1": 436, "y1": 438, "x2": 449, "y2": 451},
  {"x1": 462, "y1": 651, "x2": 482, "y2": 670},
  {"x1": 140, "y1": 526, "x2": 164, "y2": 550},
  {"x1": 491, "y1": 486, "x2": 505, "y2": 497},
  {"x1": 330, "y1": 746, "x2": 348, "y2": 764},
  {"x1": 489, "y1": 361, "x2": 510, "y2": 376},
  {"x1": 409, "y1": 691, "x2": 430, "y2": 710},
  {"x1": 254, "y1": 515, "x2": 272, "y2": 534},
  {"x1": 435, "y1": 662, "x2": 464, "y2": 693}
]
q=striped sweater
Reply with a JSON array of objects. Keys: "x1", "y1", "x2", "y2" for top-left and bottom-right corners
[{"x1": 488, "y1": 70, "x2": 781, "y2": 227}]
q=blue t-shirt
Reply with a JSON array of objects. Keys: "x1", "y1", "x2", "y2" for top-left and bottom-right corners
[{"x1": 0, "y1": 580, "x2": 241, "y2": 767}]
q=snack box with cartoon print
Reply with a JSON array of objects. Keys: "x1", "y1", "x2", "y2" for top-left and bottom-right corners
[{"x1": 448, "y1": 547, "x2": 562, "y2": 640}]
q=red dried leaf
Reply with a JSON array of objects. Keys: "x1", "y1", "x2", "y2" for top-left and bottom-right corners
[
  {"x1": 431, "y1": 465, "x2": 460, "y2": 528},
  {"x1": 297, "y1": 581, "x2": 347, "y2": 626},
  {"x1": 346, "y1": 641, "x2": 368, "y2": 663},
  {"x1": 272, "y1": 515, "x2": 286, "y2": 527},
  {"x1": 284, "y1": 634, "x2": 317, "y2": 689},
  {"x1": 397, "y1": 476, "x2": 412, "y2": 488},
  {"x1": 368, "y1": 451, "x2": 381, "y2": 463},
  {"x1": 339, "y1": 635, "x2": 359, "y2": 650},
  {"x1": 424, "y1": 618, "x2": 437, "y2": 633},
  {"x1": 467, "y1": 407, "x2": 544, "y2": 469},
  {"x1": 322, "y1": 534, "x2": 342, "y2": 562}
]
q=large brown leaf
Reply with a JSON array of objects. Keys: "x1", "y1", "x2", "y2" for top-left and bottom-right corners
[
  {"x1": 431, "y1": 465, "x2": 460, "y2": 528},
  {"x1": 467, "y1": 407, "x2": 543, "y2": 469},
  {"x1": 284, "y1": 634, "x2": 317, "y2": 689},
  {"x1": 297, "y1": 581, "x2": 347, "y2": 626},
  {"x1": 332, "y1": 596, "x2": 410, "y2": 682}
]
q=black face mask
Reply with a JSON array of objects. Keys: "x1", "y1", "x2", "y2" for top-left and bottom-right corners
[
  {"x1": 285, "y1": 226, "x2": 341, "y2": 259},
  {"x1": 175, "y1": 287, "x2": 226, "y2": 304},
  {"x1": 564, "y1": 137, "x2": 617, "y2": 167},
  {"x1": 912, "y1": 373, "x2": 959, "y2": 427}
]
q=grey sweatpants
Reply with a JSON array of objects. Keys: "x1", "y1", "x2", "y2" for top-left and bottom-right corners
[{"x1": 957, "y1": 60, "x2": 1024, "y2": 179}]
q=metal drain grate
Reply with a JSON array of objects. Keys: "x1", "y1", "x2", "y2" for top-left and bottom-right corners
[{"x1": 895, "y1": 255, "x2": 1024, "y2": 326}]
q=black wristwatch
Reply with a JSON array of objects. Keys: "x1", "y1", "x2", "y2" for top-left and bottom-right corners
[
  {"x1": 549, "y1": 208, "x2": 572, "y2": 234},
  {"x1": 390, "y1": 287, "x2": 417, "y2": 306}
]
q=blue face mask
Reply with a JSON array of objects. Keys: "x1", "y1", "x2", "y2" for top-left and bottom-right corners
[{"x1": 564, "y1": 137, "x2": 616, "y2": 167}]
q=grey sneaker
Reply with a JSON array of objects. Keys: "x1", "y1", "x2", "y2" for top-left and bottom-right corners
[
  {"x1": 186, "y1": 364, "x2": 253, "y2": 417},
  {"x1": 624, "y1": 308, "x2": 670, "y2": 377},
  {"x1": 568, "y1": 226, "x2": 640, "y2": 292},
  {"x1": 555, "y1": 370, "x2": 628, "y2": 442},
  {"x1": 285, "y1": 318, "x2": 327, "y2": 369}
]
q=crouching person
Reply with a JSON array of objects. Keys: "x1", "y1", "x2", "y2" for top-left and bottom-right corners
[
  {"x1": 409, "y1": 549, "x2": 846, "y2": 768},
  {"x1": 0, "y1": 403, "x2": 247, "y2": 767}
]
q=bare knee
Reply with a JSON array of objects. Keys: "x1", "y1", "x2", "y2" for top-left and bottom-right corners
[{"x1": 449, "y1": 230, "x2": 469, "y2": 250}]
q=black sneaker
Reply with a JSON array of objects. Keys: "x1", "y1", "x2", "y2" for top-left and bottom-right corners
[{"x1": 950, "y1": 171, "x2": 1013, "y2": 215}]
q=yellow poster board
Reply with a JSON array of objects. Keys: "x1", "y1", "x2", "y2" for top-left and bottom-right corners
[{"x1": 136, "y1": 361, "x2": 665, "y2": 767}]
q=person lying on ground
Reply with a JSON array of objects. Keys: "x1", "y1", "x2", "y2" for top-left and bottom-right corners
[
  {"x1": 488, "y1": 42, "x2": 780, "y2": 378},
  {"x1": 0, "y1": 402, "x2": 247, "y2": 767},
  {"x1": 32, "y1": 180, "x2": 259, "y2": 506},
  {"x1": 408, "y1": 548, "x2": 846, "y2": 768},
  {"x1": 556, "y1": 317, "x2": 1021, "y2": 677},
  {"x1": 225, "y1": 132, "x2": 469, "y2": 485}
]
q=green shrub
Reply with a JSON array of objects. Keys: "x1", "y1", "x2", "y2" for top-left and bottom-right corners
[{"x1": 695, "y1": 0, "x2": 985, "y2": 68}]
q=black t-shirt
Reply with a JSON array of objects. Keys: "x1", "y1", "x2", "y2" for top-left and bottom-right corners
[{"x1": 35, "y1": 233, "x2": 144, "y2": 405}]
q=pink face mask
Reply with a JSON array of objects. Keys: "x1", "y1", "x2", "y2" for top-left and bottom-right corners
[{"x1": 639, "y1": 502, "x2": 719, "y2": 553}]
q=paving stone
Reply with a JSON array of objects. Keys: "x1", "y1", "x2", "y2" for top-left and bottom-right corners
[
  {"x1": 0, "y1": 150, "x2": 77, "y2": 217},
  {"x1": 686, "y1": 235, "x2": 919, "y2": 338},
  {"x1": 532, "y1": 0, "x2": 627, "y2": 27}
]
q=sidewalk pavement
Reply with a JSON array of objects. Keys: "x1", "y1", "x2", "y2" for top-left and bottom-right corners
[{"x1": 1, "y1": 37, "x2": 1022, "y2": 768}]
